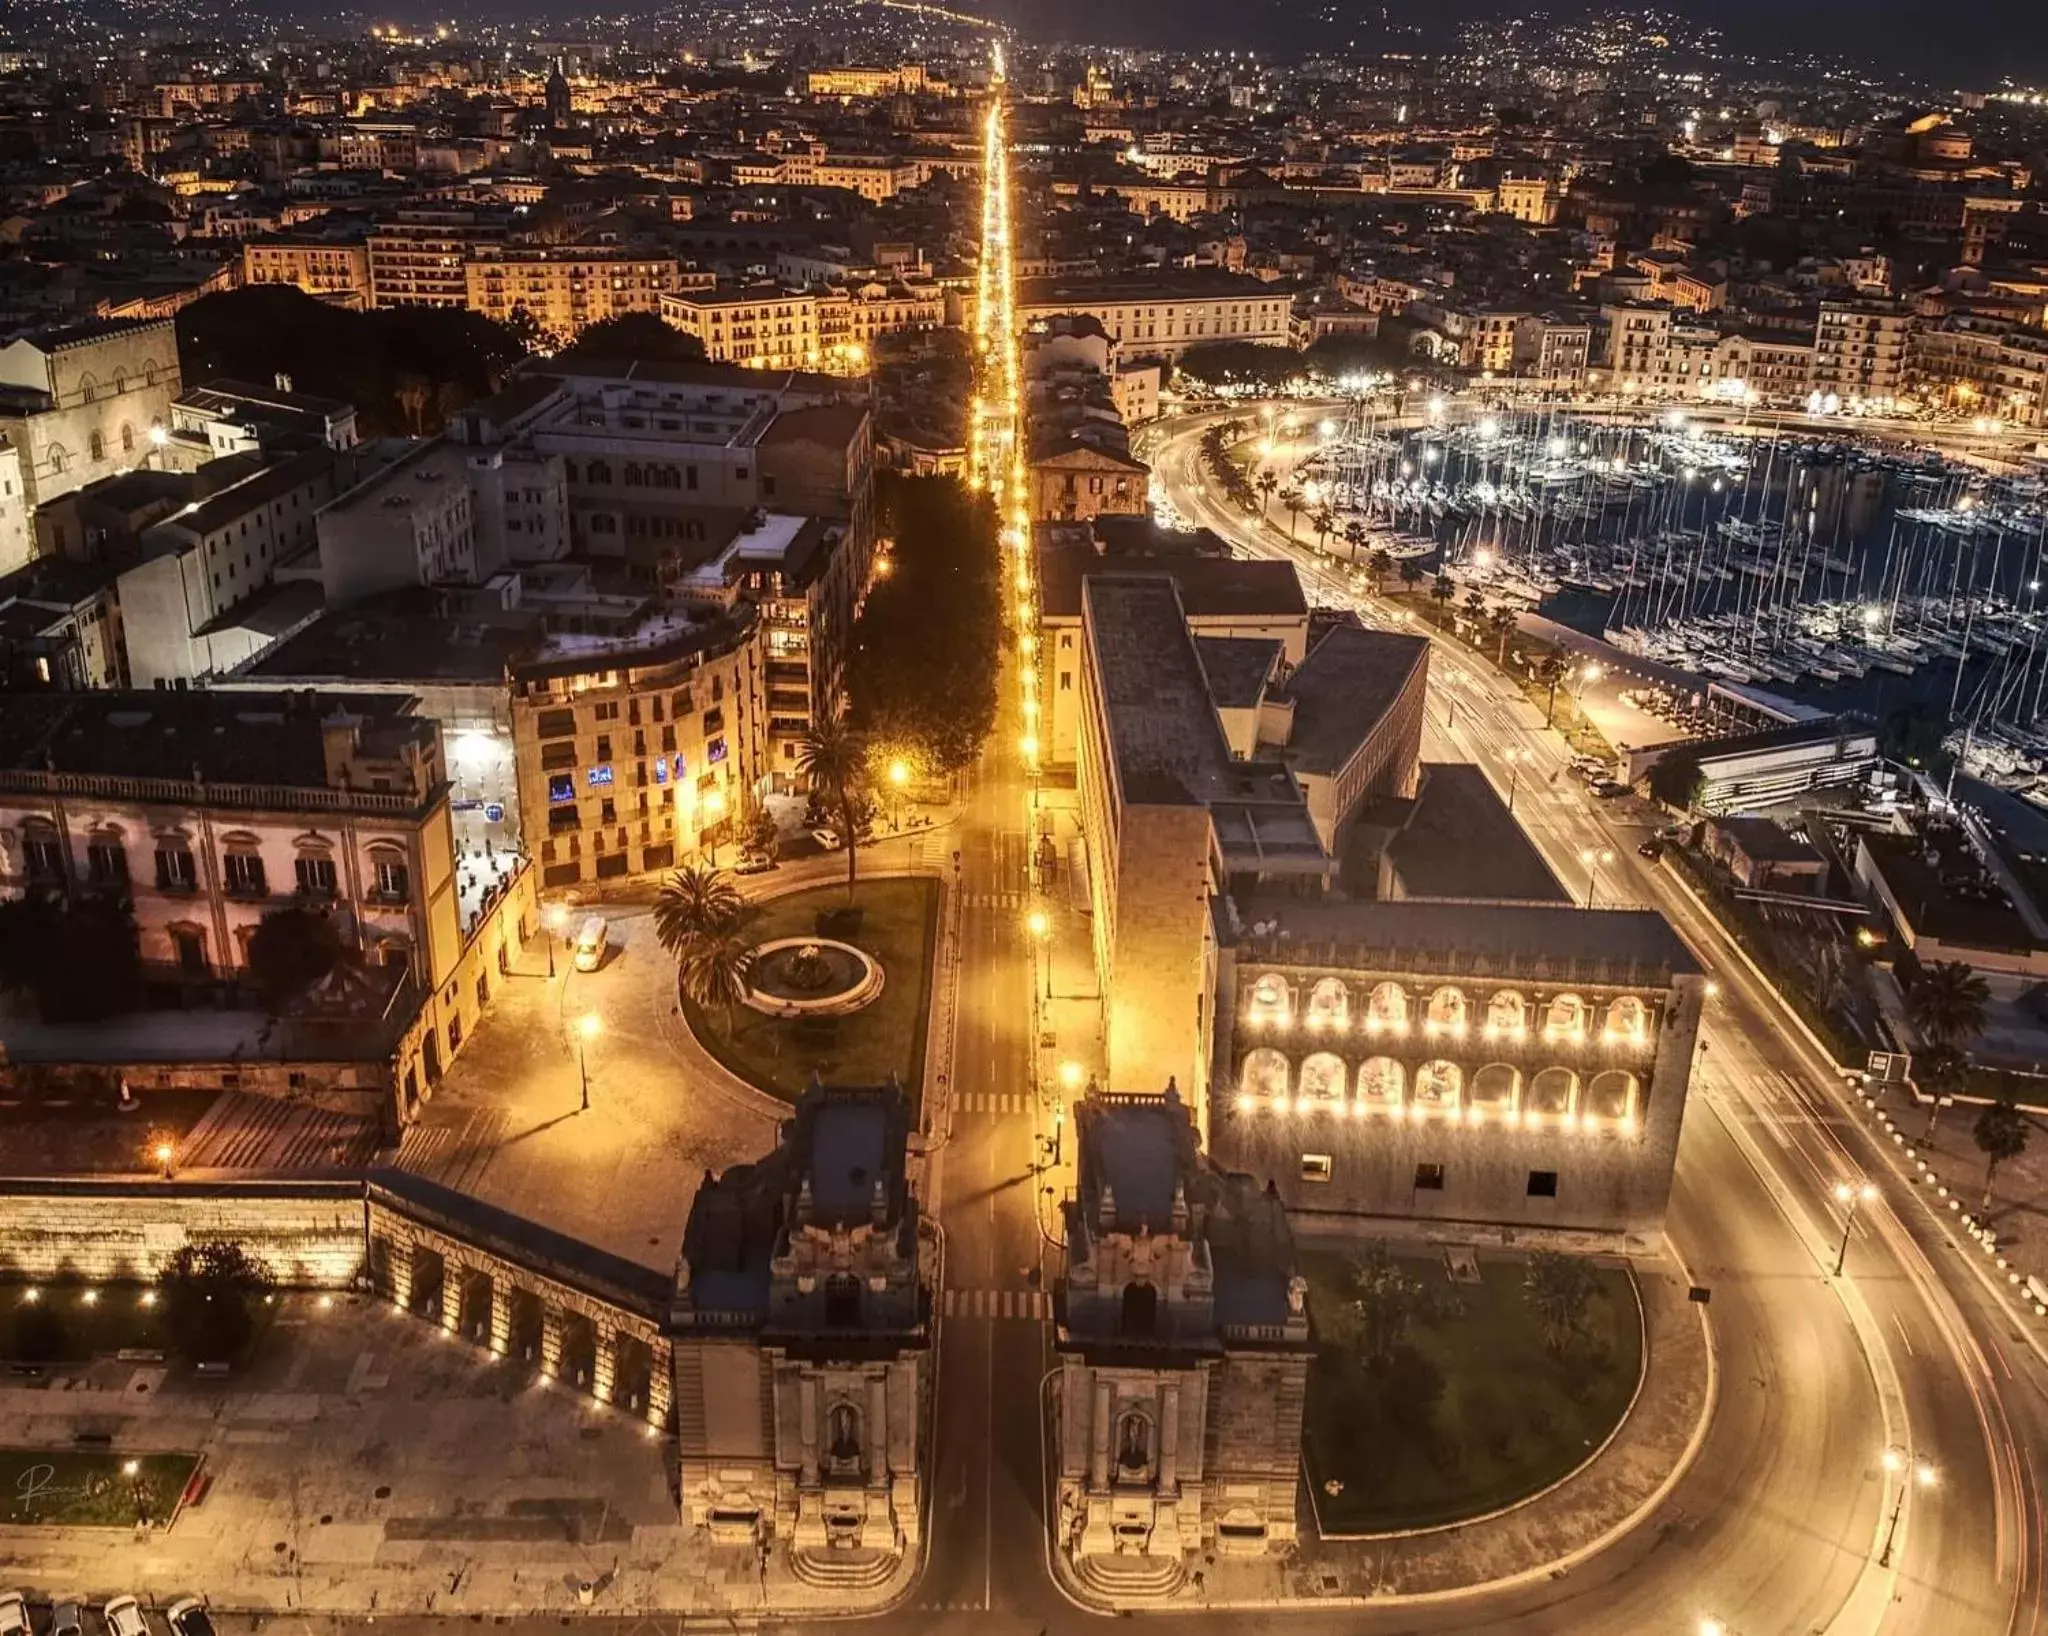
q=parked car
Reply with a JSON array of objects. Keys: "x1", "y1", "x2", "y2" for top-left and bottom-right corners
[
  {"x1": 50, "y1": 1603, "x2": 82, "y2": 1636},
  {"x1": 102, "y1": 1599, "x2": 148, "y2": 1636},
  {"x1": 733, "y1": 854, "x2": 777, "y2": 876},
  {"x1": 165, "y1": 1600, "x2": 215, "y2": 1636},
  {"x1": 809, "y1": 826, "x2": 845, "y2": 852},
  {"x1": 1592, "y1": 779, "x2": 1632, "y2": 799},
  {"x1": 1637, "y1": 839, "x2": 1665, "y2": 860},
  {"x1": 0, "y1": 1592, "x2": 30, "y2": 1636},
  {"x1": 571, "y1": 915, "x2": 608, "y2": 973}
]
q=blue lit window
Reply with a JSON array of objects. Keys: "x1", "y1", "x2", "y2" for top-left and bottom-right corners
[
  {"x1": 548, "y1": 774, "x2": 575, "y2": 805},
  {"x1": 671, "y1": 751, "x2": 688, "y2": 778},
  {"x1": 707, "y1": 737, "x2": 727, "y2": 765},
  {"x1": 653, "y1": 758, "x2": 670, "y2": 784},
  {"x1": 586, "y1": 764, "x2": 615, "y2": 787}
]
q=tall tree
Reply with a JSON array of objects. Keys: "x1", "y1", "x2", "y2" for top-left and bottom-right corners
[
  {"x1": 246, "y1": 905, "x2": 345, "y2": 1014},
  {"x1": 1907, "y1": 960, "x2": 1991, "y2": 1052},
  {"x1": 1973, "y1": 1099, "x2": 2029, "y2": 1209},
  {"x1": 1347, "y1": 1241, "x2": 1426, "y2": 1373},
  {"x1": 1255, "y1": 470, "x2": 1279, "y2": 516},
  {"x1": 652, "y1": 861, "x2": 746, "y2": 957},
  {"x1": 1279, "y1": 485, "x2": 1305, "y2": 540},
  {"x1": 1646, "y1": 750, "x2": 1706, "y2": 812},
  {"x1": 1490, "y1": 605, "x2": 1519, "y2": 665},
  {"x1": 159, "y1": 1241, "x2": 274, "y2": 1364},
  {"x1": 797, "y1": 719, "x2": 869, "y2": 901},
  {"x1": 1533, "y1": 650, "x2": 1570, "y2": 725},
  {"x1": 558, "y1": 311, "x2": 708, "y2": 365},
  {"x1": 1524, "y1": 1249, "x2": 1601, "y2": 1357},
  {"x1": 675, "y1": 930, "x2": 757, "y2": 1039}
]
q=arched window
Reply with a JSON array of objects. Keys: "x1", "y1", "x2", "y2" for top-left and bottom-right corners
[
  {"x1": 1298, "y1": 1052, "x2": 1345, "y2": 1103},
  {"x1": 588, "y1": 459, "x2": 612, "y2": 484},
  {"x1": 89, "y1": 430, "x2": 105, "y2": 462},
  {"x1": 120, "y1": 423, "x2": 134, "y2": 455},
  {"x1": 1470, "y1": 1063, "x2": 1521, "y2": 1115},
  {"x1": 622, "y1": 462, "x2": 643, "y2": 487},
  {"x1": 1486, "y1": 990, "x2": 1527, "y2": 1036},
  {"x1": 1585, "y1": 1069, "x2": 1640, "y2": 1124},
  {"x1": 1545, "y1": 993, "x2": 1588, "y2": 1036},
  {"x1": 47, "y1": 444, "x2": 67, "y2": 475},
  {"x1": 1239, "y1": 1047, "x2": 1289, "y2": 1102},
  {"x1": 1365, "y1": 981, "x2": 1408, "y2": 1033},
  {"x1": 1526, "y1": 1066, "x2": 1579, "y2": 1120},
  {"x1": 1606, "y1": 995, "x2": 1649, "y2": 1041},
  {"x1": 826, "y1": 1400, "x2": 862, "y2": 1468},
  {"x1": 1246, "y1": 972, "x2": 1291, "y2": 1026},
  {"x1": 1305, "y1": 977, "x2": 1348, "y2": 1031},
  {"x1": 112, "y1": 368, "x2": 128, "y2": 395},
  {"x1": 1357, "y1": 1056, "x2": 1404, "y2": 1110},
  {"x1": 1413, "y1": 1060, "x2": 1462, "y2": 1110},
  {"x1": 1426, "y1": 985, "x2": 1467, "y2": 1035}
]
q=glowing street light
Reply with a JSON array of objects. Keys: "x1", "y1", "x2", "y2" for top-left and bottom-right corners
[
  {"x1": 576, "y1": 1013, "x2": 601, "y2": 1112},
  {"x1": 543, "y1": 900, "x2": 568, "y2": 978},
  {"x1": 1831, "y1": 1179, "x2": 1878, "y2": 1277},
  {"x1": 1878, "y1": 1446, "x2": 1937, "y2": 1566},
  {"x1": 1579, "y1": 846, "x2": 1615, "y2": 909}
]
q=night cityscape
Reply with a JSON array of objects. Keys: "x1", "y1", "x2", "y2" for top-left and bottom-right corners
[{"x1": 0, "y1": 4, "x2": 2045, "y2": 1636}]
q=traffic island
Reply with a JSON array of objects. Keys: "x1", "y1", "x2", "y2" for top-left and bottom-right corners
[
  {"x1": 680, "y1": 878, "x2": 939, "y2": 1111},
  {"x1": 1301, "y1": 1248, "x2": 1644, "y2": 1535}
]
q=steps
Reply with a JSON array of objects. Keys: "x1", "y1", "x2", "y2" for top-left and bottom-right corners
[
  {"x1": 1072, "y1": 1549, "x2": 1186, "y2": 1603},
  {"x1": 787, "y1": 1544, "x2": 899, "y2": 1590}
]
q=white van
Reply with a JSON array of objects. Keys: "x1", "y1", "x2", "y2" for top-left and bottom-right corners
[{"x1": 572, "y1": 916, "x2": 608, "y2": 972}]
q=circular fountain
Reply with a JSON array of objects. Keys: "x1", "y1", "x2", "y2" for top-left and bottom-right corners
[{"x1": 744, "y1": 937, "x2": 885, "y2": 1018}]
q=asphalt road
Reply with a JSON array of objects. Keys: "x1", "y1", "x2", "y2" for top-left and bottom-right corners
[{"x1": 1122, "y1": 406, "x2": 2048, "y2": 1636}]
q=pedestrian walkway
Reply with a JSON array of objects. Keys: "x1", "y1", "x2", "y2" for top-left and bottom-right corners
[
  {"x1": 954, "y1": 1090, "x2": 1034, "y2": 1115},
  {"x1": 941, "y1": 1286, "x2": 1050, "y2": 1319},
  {"x1": 178, "y1": 1090, "x2": 382, "y2": 1172},
  {"x1": 962, "y1": 889, "x2": 1025, "y2": 910}
]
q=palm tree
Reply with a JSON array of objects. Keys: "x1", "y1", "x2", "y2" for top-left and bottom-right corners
[
  {"x1": 1430, "y1": 572, "x2": 1456, "y2": 622},
  {"x1": 1278, "y1": 485, "x2": 1305, "y2": 540},
  {"x1": 1523, "y1": 1249, "x2": 1601, "y2": 1357},
  {"x1": 676, "y1": 929, "x2": 756, "y2": 1039},
  {"x1": 1398, "y1": 556, "x2": 1426, "y2": 593},
  {"x1": 1534, "y1": 650, "x2": 1570, "y2": 724},
  {"x1": 1342, "y1": 521, "x2": 1367, "y2": 563},
  {"x1": 1256, "y1": 470, "x2": 1279, "y2": 516},
  {"x1": 1490, "y1": 605, "x2": 1518, "y2": 665},
  {"x1": 1312, "y1": 505, "x2": 1336, "y2": 551},
  {"x1": 1348, "y1": 1241, "x2": 1425, "y2": 1372},
  {"x1": 1914, "y1": 1044, "x2": 1969, "y2": 1142},
  {"x1": 1463, "y1": 589, "x2": 1487, "y2": 622},
  {"x1": 796, "y1": 718, "x2": 868, "y2": 900},
  {"x1": 1368, "y1": 546, "x2": 1393, "y2": 584},
  {"x1": 1972, "y1": 1098, "x2": 2029, "y2": 1209},
  {"x1": 653, "y1": 861, "x2": 745, "y2": 957},
  {"x1": 1907, "y1": 960, "x2": 1991, "y2": 1052}
]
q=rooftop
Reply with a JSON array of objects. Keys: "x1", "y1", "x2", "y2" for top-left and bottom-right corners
[
  {"x1": 1276, "y1": 624, "x2": 1429, "y2": 777},
  {"x1": 240, "y1": 596, "x2": 535, "y2": 685},
  {"x1": 1041, "y1": 548, "x2": 1306, "y2": 622},
  {"x1": 1193, "y1": 635, "x2": 1283, "y2": 710},
  {"x1": 1373, "y1": 762, "x2": 1572, "y2": 904},
  {"x1": 1083, "y1": 575, "x2": 1237, "y2": 808}
]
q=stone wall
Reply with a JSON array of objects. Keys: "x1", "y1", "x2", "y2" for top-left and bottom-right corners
[{"x1": 0, "y1": 1179, "x2": 367, "y2": 1284}]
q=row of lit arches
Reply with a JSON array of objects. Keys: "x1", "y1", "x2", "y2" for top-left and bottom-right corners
[
  {"x1": 1244, "y1": 974, "x2": 1650, "y2": 1043},
  {"x1": 1237, "y1": 1050, "x2": 1641, "y2": 1124}
]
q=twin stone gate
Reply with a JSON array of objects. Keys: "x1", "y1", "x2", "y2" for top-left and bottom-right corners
[{"x1": 364, "y1": 1170, "x2": 674, "y2": 1428}]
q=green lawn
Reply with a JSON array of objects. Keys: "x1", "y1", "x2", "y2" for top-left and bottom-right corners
[
  {"x1": 0, "y1": 1448, "x2": 202, "y2": 1527},
  {"x1": 1301, "y1": 1249, "x2": 1642, "y2": 1534},
  {"x1": 683, "y1": 877, "x2": 939, "y2": 1111}
]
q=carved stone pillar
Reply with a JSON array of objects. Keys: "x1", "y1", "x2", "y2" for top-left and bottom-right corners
[
  {"x1": 540, "y1": 1304, "x2": 565, "y2": 1378},
  {"x1": 1158, "y1": 1380, "x2": 1180, "y2": 1494},
  {"x1": 441, "y1": 1260, "x2": 465, "y2": 1335},
  {"x1": 592, "y1": 1324, "x2": 618, "y2": 1404},
  {"x1": 798, "y1": 1370, "x2": 820, "y2": 1484},
  {"x1": 490, "y1": 1280, "x2": 513, "y2": 1355},
  {"x1": 385, "y1": 1235, "x2": 414, "y2": 1311},
  {"x1": 866, "y1": 1371, "x2": 889, "y2": 1482},
  {"x1": 646, "y1": 1339, "x2": 673, "y2": 1428},
  {"x1": 1089, "y1": 1375, "x2": 1112, "y2": 1491}
]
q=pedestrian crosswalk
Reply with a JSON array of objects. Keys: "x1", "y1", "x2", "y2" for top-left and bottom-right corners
[
  {"x1": 962, "y1": 891, "x2": 1024, "y2": 910},
  {"x1": 953, "y1": 1091, "x2": 1034, "y2": 1116},
  {"x1": 941, "y1": 1287, "x2": 1050, "y2": 1320}
]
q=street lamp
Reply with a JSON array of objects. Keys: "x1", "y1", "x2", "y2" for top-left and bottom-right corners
[
  {"x1": 576, "y1": 1013, "x2": 601, "y2": 1112},
  {"x1": 1831, "y1": 1179, "x2": 1879, "y2": 1277},
  {"x1": 543, "y1": 901, "x2": 568, "y2": 978},
  {"x1": 1502, "y1": 745, "x2": 1526, "y2": 811},
  {"x1": 1578, "y1": 847, "x2": 1614, "y2": 909},
  {"x1": 1027, "y1": 908, "x2": 1050, "y2": 1000},
  {"x1": 1878, "y1": 1446, "x2": 1937, "y2": 1566},
  {"x1": 151, "y1": 1139, "x2": 175, "y2": 1180},
  {"x1": 887, "y1": 757, "x2": 910, "y2": 829}
]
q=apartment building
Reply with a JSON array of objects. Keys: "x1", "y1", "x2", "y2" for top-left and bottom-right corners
[
  {"x1": 659, "y1": 285, "x2": 823, "y2": 371},
  {"x1": 462, "y1": 248, "x2": 709, "y2": 340},
  {"x1": 367, "y1": 210, "x2": 511, "y2": 308},
  {"x1": 510, "y1": 604, "x2": 768, "y2": 889},
  {"x1": 1813, "y1": 300, "x2": 1913, "y2": 404},
  {"x1": 1512, "y1": 314, "x2": 1593, "y2": 386},
  {"x1": 0, "y1": 688, "x2": 533, "y2": 1123},
  {"x1": 243, "y1": 237, "x2": 374, "y2": 306},
  {"x1": 1908, "y1": 314, "x2": 2048, "y2": 426},
  {"x1": 1016, "y1": 271, "x2": 1293, "y2": 361},
  {"x1": 317, "y1": 439, "x2": 478, "y2": 602}
]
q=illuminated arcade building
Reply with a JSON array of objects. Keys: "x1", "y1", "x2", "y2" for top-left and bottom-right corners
[{"x1": 1066, "y1": 571, "x2": 1705, "y2": 1244}]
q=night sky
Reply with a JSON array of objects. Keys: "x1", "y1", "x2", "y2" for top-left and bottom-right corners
[{"x1": 988, "y1": 0, "x2": 2048, "y2": 84}]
